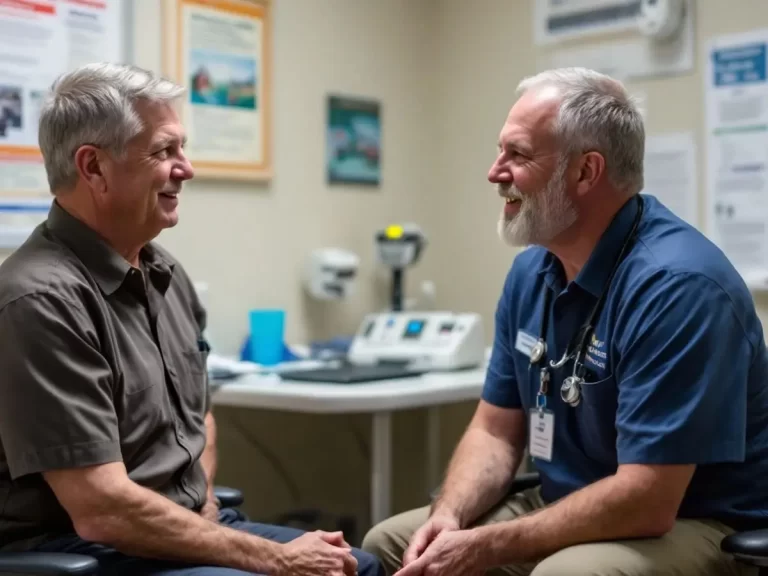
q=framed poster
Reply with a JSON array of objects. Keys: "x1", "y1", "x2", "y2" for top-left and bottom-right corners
[
  {"x1": 326, "y1": 95, "x2": 381, "y2": 186},
  {"x1": 162, "y1": 0, "x2": 272, "y2": 181}
]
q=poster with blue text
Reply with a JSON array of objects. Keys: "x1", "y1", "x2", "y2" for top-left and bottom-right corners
[{"x1": 705, "y1": 29, "x2": 768, "y2": 289}]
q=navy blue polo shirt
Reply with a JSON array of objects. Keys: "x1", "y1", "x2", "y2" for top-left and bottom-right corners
[{"x1": 484, "y1": 193, "x2": 768, "y2": 530}]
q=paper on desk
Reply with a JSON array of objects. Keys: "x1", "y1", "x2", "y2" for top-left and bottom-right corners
[
  {"x1": 644, "y1": 132, "x2": 699, "y2": 228},
  {"x1": 207, "y1": 353, "x2": 327, "y2": 380},
  {"x1": 207, "y1": 354, "x2": 260, "y2": 376}
]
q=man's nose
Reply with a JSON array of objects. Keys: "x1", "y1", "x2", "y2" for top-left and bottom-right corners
[
  {"x1": 172, "y1": 156, "x2": 194, "y2": 181},
  {"x1": 488, "y1": 158, "x2": 511, "y2": 184}
]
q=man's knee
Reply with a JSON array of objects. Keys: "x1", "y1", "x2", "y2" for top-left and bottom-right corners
[
  {"x1": 530, "y1": 544, "x2": 652, "y2": 576},
  {"x1": 362, "y1": 507, "x2": 428, "y2": 554},
  {"x1": 529, "y1": 522, "x2": 753, "y2": 576},
  {"x1": 361, "y1": 506, "x2": 430, "y2": 574},
  {"x1": 360, "y1": 518, "x2": 396, "y2": 558},
  {"x1": 353, "y1": 547, "x2": 385, "y2": 576}
]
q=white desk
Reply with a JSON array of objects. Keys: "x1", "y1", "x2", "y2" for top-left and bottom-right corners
[{"x1": 211, "y1": 367, "x2": 486, "y2": 525}]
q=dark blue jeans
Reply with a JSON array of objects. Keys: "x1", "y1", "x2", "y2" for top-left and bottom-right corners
[{"x1": 34, "y1": 508, "x2": 383, "y2": 575}]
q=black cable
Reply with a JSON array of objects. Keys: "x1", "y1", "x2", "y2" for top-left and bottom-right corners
[
  {"x1": 230, "y1": 413, "x2": 302, "y2": 505},
  {"x1": 348, "y1": 418, "x2": 370, "y2": 463}
]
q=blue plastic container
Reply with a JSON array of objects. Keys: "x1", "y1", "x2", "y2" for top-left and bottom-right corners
[{"x1": 249, "y1": 309, "x2": 285, "y2": 366}]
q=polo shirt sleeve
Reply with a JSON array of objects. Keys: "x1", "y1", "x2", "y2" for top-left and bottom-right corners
[
  {"x1": 482, "y1": 269, "x2": 522, "y2": 409},
  {"x1": 615, "y1": 271, "x2": 750, "y2": 465},
  {"x1": 0, "y1": 293, "x2": 121, "y2": 479}
]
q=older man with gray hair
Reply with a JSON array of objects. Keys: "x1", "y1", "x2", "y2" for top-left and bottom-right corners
[
  {"x1": 0, "y1": 63, "x2": 383, "y2": 576},
  {"x1": 362, "y1": 67, "x2": 768, "y2": 575}
]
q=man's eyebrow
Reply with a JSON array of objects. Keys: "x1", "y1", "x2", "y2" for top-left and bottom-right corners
[
  {"x1": 154, "y1": 134, "x2": 187, "y2": 148},
  {"x1": 499, "y1": 140, "x2": 532, "y2": 155}
]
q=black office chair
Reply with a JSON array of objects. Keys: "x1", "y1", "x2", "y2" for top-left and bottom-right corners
[
  {"x1": 0, "y1": 486, "x2": 245, "y2": 575},
  {"x1": 434, "y1": 471, "x2": 768, "y2": 574}
]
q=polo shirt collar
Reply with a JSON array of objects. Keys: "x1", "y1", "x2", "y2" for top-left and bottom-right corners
[
  {"x1": 47, "y1": 201, "x2": 174, "y2": 296},
  {"x1": 574, "y1": 195, "x2": 642, "y2": 297},
  {"x1": 536, "y1": 195, "x2": 642, "y2": 297}
]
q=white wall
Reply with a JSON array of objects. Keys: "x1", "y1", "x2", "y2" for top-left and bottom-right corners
[
  {"x1": 426, "y1": 0, "x2": 768, "y2": 334},
  {"x1": 5, "y1": 0, "x2": 768, "y2": 538},
  {"x1": 134, "y1": 0, "x2": 438, "y2": 356}
]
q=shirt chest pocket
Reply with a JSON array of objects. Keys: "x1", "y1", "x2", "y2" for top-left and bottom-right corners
[
  {"x1": 173, "y1": 346, "x2": 209, "y2": 418},
  {"x1": 575, "y1": 372, "x2": 618, "y2": 466}
]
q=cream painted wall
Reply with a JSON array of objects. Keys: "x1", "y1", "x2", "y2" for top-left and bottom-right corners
[
  {"x1": 129, "y1": 0, "x2": 449, "y2": 540},
  {"x1": 3, "y1": 0, "x2": 768, "y2": 545},
  {"x1": 135, "y1": 0, "x2": 438, "y2": 355},
  {"x1": 427, "y1": 0, "x2": 768, "y2": 334}
]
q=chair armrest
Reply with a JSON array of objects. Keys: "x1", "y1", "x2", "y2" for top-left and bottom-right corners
[
  {"x1": 213, "y1": 486, "x2": 244, "y2": 509},
  {"x1": 0, "y1": 552, "x2": 98, "y2": 575},
  {"x1": 721, "y1": 529, "x2": 768, "y2": 567},
  {"x1": 507, "y1": 471, "x2": 541, "y2": 494},
  {"x1": 430, "y1": 471, "x2": 541, "y2": 502}
]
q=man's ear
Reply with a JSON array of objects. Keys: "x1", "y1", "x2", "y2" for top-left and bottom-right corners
[
  {"x1": 574, "y1": 151, "x2": 605, "y2": 197},
  {"x1": 73, "y1": 145, "x2": 107, "y2": 196}
]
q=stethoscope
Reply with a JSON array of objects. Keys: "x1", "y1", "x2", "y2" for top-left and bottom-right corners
[{"x1": 530, "y1": 195, "x2": 644, "y2": 409}]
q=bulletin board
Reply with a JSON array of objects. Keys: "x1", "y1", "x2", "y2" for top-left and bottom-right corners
[
  {"x1": 0, "y1": 0, "x2": 129, "y2": 198},
  {"x1": 161, "y1": 0, "x2": 273, "y2": 182},
  {"x1": 0, "y1": 0, "x2": 130, "y2": 248}
]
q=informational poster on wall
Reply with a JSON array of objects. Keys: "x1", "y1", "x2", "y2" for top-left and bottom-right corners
[
  {"x1": 705, "y1": 29, "x2": 768, "y2": 289},
  {"x1": 0, "y1": 197, "x2": 51, "y2": 249},
  {"x1": 163, "y1": 0, "x2": 272, "y2": 181},
  {"x1": 0, "y1": 0, "x2": 124, "y2": 197},
  {"x1": 644, "y1": 132, "x2": 698, "y2": 229}
]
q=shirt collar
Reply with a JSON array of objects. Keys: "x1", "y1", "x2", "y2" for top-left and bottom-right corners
[
  {"x1": 574, "y1": 194, "x2": 642, "y2": 297},
  {"x1": 47, "y1": 201, "x2": 174, "y2": 296},
  {"x1": 536, "y1": 194, "x2": 642, "y2": 297}
]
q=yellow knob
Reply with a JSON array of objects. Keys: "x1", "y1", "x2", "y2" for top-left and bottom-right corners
[{"x1": 385, "y1": 225, "x2": 403, "y2": 239}]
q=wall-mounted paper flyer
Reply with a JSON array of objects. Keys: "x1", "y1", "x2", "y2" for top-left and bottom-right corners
[
  {"x1": 705, "y1": 29, "x2": 768, "y2": 290},
  {"x1": 0, "y1": 197, "x2": 51, "y2": 249},
  {"x1": 644, "y1": 132, "x2": 698, "y2": 229}
]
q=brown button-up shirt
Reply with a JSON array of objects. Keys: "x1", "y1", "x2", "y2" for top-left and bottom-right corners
[{"x1": 0, "y1": 201, "x2": 211, "y2": 551}]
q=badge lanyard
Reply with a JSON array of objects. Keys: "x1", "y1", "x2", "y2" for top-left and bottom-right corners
[{"x1": 530, "y1": 195, "x2": 645, "y2": 410}]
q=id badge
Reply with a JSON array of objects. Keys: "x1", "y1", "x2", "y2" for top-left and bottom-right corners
[{"x1": 529, "y1": 408, "x2": 554, "y2": 462}]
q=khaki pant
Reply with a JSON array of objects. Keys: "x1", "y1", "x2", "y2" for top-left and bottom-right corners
[{"x1": 361, "y1": 488, "x2": 755, "y2": 576}]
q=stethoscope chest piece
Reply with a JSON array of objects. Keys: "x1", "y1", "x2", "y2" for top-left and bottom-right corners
[
  {"x1": 530, "y1": 339, "x2": 546, "y2": 364},
  {"x1": 560, "y1": 375, "x2": 583, "y2": 407}
]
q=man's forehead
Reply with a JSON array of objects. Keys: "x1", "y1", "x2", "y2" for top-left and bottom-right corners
[
  {"x1": 501, "y1": 87, "x2": 560, "y2": 144},
  {"x1": 132, "y1": 100, "x2": 186, "y2": 144}
]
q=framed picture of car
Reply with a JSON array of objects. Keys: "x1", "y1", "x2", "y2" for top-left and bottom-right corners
[{"x1": 326, "y1": 95, "x2": 381, "y2": 186}]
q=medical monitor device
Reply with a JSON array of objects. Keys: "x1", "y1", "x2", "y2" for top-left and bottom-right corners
[{"x1": 347, "y1": 311, "x2": 485, "y2": 371}]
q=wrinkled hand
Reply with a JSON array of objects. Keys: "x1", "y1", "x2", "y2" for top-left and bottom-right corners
[
  {"x1": 402, "y1": 513, "x2": 460, "y2": 566},
  {"x1": 396, "y1": 529, "x2": 484, "y2": 576},
  {"x1": 276, "y1": 530, "x2": 357, "y2": 576}
]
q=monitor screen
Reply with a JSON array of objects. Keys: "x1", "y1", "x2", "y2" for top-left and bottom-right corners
[{"x1": 403, "y1": 319, "x2": 426, "y2": 339}]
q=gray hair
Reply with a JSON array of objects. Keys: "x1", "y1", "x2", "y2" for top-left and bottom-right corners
[
  {"x1": 516, "y1": 67, "x2": 645, "y2": 195},
  {"x1": 38, "y1": 63, "x2": 185, "y2": 193}
]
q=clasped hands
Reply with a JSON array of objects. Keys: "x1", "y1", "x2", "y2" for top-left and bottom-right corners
[
  {"x1": 394, "y1": 513, "x2": 486, "y2": 576},
  {"x1": 200, "y1": 491, "x2": 357, "y2": 575}
]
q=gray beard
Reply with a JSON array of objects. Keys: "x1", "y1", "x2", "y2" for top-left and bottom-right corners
[{"x1": 497, "y1": 159, "x2": 578, "y2": 247}]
